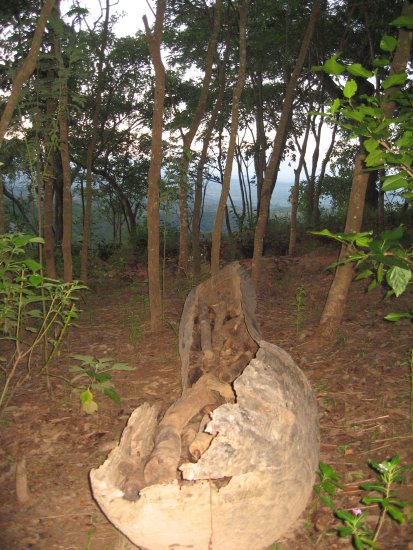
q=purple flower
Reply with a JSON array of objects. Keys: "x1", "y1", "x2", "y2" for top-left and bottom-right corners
[{"x1": 351, "y1": 508, "x2": 362, "y2": 516}]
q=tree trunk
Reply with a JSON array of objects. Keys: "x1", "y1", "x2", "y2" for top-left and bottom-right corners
[
  {"x1": 251, "y1": 71, "x2": 266, "y2": 212},
  {"x1": 54, "y1": 0, "x2": 72, "y2": 282},
  {"x1": 0, "y1": 0, "x2": 55, "y2": 147},
  {"x1": 314, "y1": 120, "x2": 337, "y2": 227},
  {"x1": 192, "y1": 35, "x2": 229, "y2": 279},
  {"x1": 210, "y1": 1, "x2": 249, "y2": 276},
  {"x1": 307, "y1": 0, "x2": 413, "y2": 351},
  {"x1": 144, "y1": 1, "x2": 167, "y2": 332},
  {"x1": 289, "y1": 115, "x2": 311, "y2": 256},
  {"x1": 178, "y1": 0, "x2": 222, "y2": 274},
  {"x1": 80, "y1": 0, "x2": 110, "y2": 283},
  {"x1": 251, "y1": 0, "x2": 320, "y2": 288},
  {"x1": 308, "y1": 153, "x2": 369, "y2": 348}
]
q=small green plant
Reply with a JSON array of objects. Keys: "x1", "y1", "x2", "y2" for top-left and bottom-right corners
[
  {"x1": 314, "y1": 462, "x2": 342, "y2": 510},
  {"x1": 336, "y1": 509, "x2": 374, "y2": 549},
  {"x1": 292, "y1": 284, "x2": 307, "y2": 333},
  {"x1": 69, "y1": 355, "x2": 135, "y2": 414},
  {"x1": 335, "y1": 456, "x2": 411, "y2": 549},
  {"x1": 0, "y1": 233, "x2": 86, "y2": 412}
]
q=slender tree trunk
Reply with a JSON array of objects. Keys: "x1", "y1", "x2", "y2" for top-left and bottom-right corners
[
  {"x1": 43, "y1": 22, "x2": 58, "y2": 278},
  {"x1": 307, "y1": 115, "x2": 323, "y2": 225},
  {"x1": 178, "y1": 0, "x2": 222, "y2": 274},
  {"x1": 144, "y1": 1, "x2": 166, "y2": 331},
  {"x1": 80, "y1": 0, "x2": 110, "y2": 283},
  {"x1": 251, "y1": 71, "x2": 266, "y2": 212},
  {"x1": 0, "y1": 0, "x2": 55, "y2": 147},
  {"x1": 192, "y1": 37, "x2": 229, "y2": 279},
  {"x1": 251, "y1": 0, "x2": 320, "y2": 288},
  {"x1": 289, "y1": 114, "x2": 311, "y2": 256},
  {"x1": 210, "y1": 1, "x2": 248, "y2": 275},
  {"x1": 308, "y1": 153, "x2": 369, "y2": 348},
  {"x1": 55, "y1": 0, "x2": 72, "y2": 282},
  {"x1": 308, "y1": 2, "x2": 413, "y2": 350},
  {"x1": 314, "y1": 120, "x2": 337, "y2": 226}
]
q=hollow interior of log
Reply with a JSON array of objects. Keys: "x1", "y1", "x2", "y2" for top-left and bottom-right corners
[{"x1": 121, "y1": 266, "x2": 259, "y2": 498}]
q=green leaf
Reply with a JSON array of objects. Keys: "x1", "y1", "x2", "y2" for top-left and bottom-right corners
[
  {"x1": 386, "y1": 505, "x2": 405, "y2": 523},
  {"x1": 384, "y1": 311, "x2": 413, "y2": 321},
  {"x1": 386, "y1": 266, "x2": 411, "y2": 297},
  {"x1": 373, "y1": 57, "x2": 390, "y2": 68},
  {"x1": 343, "y1": 79, "x2": 358, "y2": 98},
  {"x1": 320, "y1": 495, "x2": 334, "y2": 509},
  {"x1": 82, "y1": 399, "x2": 98, "y2": 414},
  {"x1": 71, "y1": 354, "x2": 94, "y2": 364},
  {"x1": 28, "y1": 274, "x2": 43, "y2": 287},
  {"x1": 365, "y1": 149, "x2": 385, "y2": 167},
  {"x1": 390, "y1": 15, "x2": 413, "y2": 29},
  {"x1": 380, "y1": 35, "x2": 398, "y2": 53},
  {"x1": 382, "y1": 73, "x2": 407, "y2": 90},
  {"x1": 380, "y1": 225, "x2": 404, "y2": 242},
  {"x1": 364, "y1": 138, "x2": 379, "y2": 153},
  {"x1": 103, "y1": 387, "x2": 121, "y2": 405},
  {"x1": 323, "y1": 54, "x2": 345, "y2": 75},
  {"x1": 111, "y1": 362, "x2": 135, "y2": 371},
  {"x1": 80, "y1": 388, "x2": 93, "y2": 404},
  {"x1": 382, "y1": 172, "x2": 409, "y2": 191},
  {"x1": 92, "y1": 372, "x2": 112, "y2": 383},
  {"x1": 347, "y1": 63, "x2": 373, "y2": 78},
  {"x1": 355, "y1": 269, "x2": 373, "y2": 281},
  {"x1": 24, "y1": 259, "x2": 42, "y2": 272},
  {"x1": 330, "y1": 98, "x2": 342, "y2": 114}
]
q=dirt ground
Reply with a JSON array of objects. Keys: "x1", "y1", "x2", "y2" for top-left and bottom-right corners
[{"x1": 1, "y1": 254, "x2": 413, "y2": 550}]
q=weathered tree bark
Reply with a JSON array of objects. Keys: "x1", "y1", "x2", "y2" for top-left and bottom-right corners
[
  {"x1": 251, "y1": 0, "x2": 320, "y2": 288},
  {"x1": 80, "y1": 0, "x2": 110, "y2": 283},
  {"x1": 178, "y1": 0, "x2": 222, "y2": 274},
  {"x1": 289, "y1": 114, "x2": 311, "y2": 256},
  {"x1": 307, "y1": 0, "x2": 413, "y2": 351},
  {"x1": 210, "y1": 1, "x2": 249, "y2": 276},
  {"x1": 144, "y1": 1, "x2": 167, "y2": 331},
  {"x1": 0, "y1": 0, "x2": 55, "y2": 147}
]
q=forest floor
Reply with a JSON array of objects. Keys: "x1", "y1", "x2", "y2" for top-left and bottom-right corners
[{"x1": 1, "y1": 251, "x2": 413, "y2": 550}]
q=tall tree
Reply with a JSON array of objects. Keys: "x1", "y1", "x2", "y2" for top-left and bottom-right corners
[
  {"x1": 0, "y1": 0, "x2": 55, "y2": 147},
  {"x1": 251, "y1": 0, "x2": 321, "y2": 288},
  {"x1": 210, "y1": 0, "x2": 249, "y2": 276},
  {"x1": 177, "y1": 0, "x2": 222, "y2": 274},
  {"x1": 144, "y1": 0, "x2": 167, "y2": 331},
  {"x1": 80, "y1": 0, "x2": 111, "y2": 283},
  {"x1": 307, "y1": 0, "x2": 413, "y2": 351},
  {"x1": 55, "y1": 0, "x2": 72, "y2": 282}
]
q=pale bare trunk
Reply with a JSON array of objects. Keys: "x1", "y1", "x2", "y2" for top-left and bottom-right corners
[
  {"x1": 251, "y1": 0, "x2": 320, "y2": 288},
  {"x1": 210, "y1": 1, "x2": 249, "y2": 276}
]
